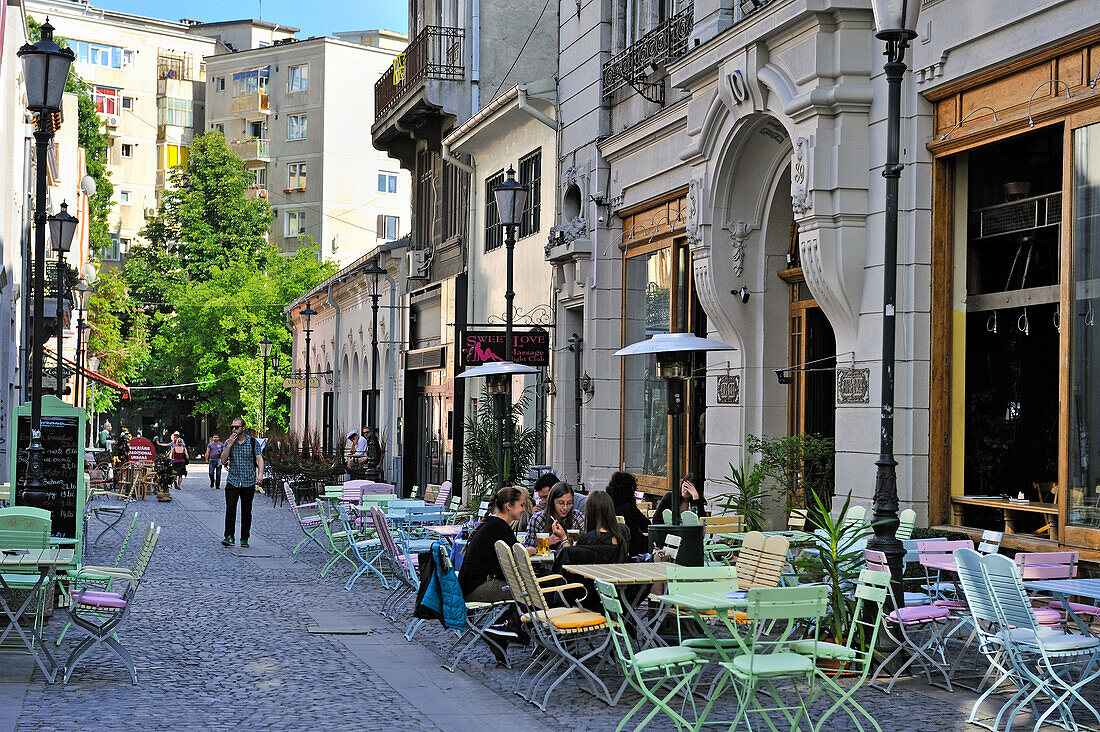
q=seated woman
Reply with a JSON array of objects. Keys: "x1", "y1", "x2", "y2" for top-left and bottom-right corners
[
  {"x1": 654, "y1": 472, "x2": 707, "y2": 523},
  {"x1": 607, "y1": 471, "x2": 650, "y2": 556},
  {"x1": 524, "y1": 482, "x2": 584, "y2": 551},
  {"x1": 555, "y1": 491, "x2": 630, "y2": 609}
]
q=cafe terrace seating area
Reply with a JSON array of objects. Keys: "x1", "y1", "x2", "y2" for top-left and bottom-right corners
[{"x1": 274, "y1": 480, "x2": 1100, "y2": 731}]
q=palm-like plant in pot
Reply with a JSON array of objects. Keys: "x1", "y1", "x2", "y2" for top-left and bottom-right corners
[
  {"x1": 713, "y1": 456, "x2": 774, "y2": 531},
  {"x1": 791, "y1": 490, "x2": 873, "y2": 650}
]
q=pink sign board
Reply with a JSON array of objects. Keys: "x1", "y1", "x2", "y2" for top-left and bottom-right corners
[{"x1": 128, "y1": 436, "x2": 155, "y2": 463}]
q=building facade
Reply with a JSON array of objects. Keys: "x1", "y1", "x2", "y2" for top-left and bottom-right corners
[
  {"x1": 203, "y1": 28, "x2": 412, "y2": 266},
  {"x1": 371, "y1": 0, "x2": 559, "y2": 495},
  {"x1": 25, "y1": 0, "x2": 215, "y2": 269}
]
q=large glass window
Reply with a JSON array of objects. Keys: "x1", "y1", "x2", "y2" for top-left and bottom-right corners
[
  {"x1": 232, "y1": 67, "x2": 269, "y2": 96},
  {"x1": 1070, "y1": 121, "x2": 1100, "y2": 527},
  {"x1": 156, "y1": 97, "x2": 192, "y2": 128},
  {"x1": 74, "y1": 41, "x2": 122, "y2": 68}
]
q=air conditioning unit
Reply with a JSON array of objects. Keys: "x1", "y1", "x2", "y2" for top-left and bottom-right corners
[
  {"x1": 105, "y1": 115, "x2": 120, "y2": 128},
  {"x1": 407, "y1": 250, "x2": 430, "y2": 279},
  {"x1": 143, "y1": 207, "x2": 156, "y2": 218}
]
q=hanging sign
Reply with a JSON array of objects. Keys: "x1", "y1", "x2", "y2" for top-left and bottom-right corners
[
  {"x1": 716, "y1": 375, "x2": 740, "y2": 404},
  {"x1": 128, "y1": 436, "x2": 155, "y2": 463},
  {"x1": 283, "y1": 376, "x2": 320, "y2": 389},
  {"x1": 462, "y1": 329, "x2": 549, "y2": 367}
]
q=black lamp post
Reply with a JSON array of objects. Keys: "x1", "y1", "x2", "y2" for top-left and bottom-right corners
[
  {"x1": 364, "y1": 260, "x2": 387, "y2": 481},
  {"x1": 300, "y1": 301, "x2": 316, "y2": 457},
  {"x1": 18, "y1": 19, "x2": 75, "y2": 507},
  {"x1": 491, "y1": 166, "x2": 528, "y2": 485},
  {"x1": 259, "y1": 336, "x2": 272, "y2": 433},
  {"x1": 73, "y1": 281, "x2": 93, "y2": 407},
  {"x1": 49, "y1": 201, "x2": 78, "y2": 397},
  {"x1": 867, "y1": 0, "x2": 921, "y2": 600}
]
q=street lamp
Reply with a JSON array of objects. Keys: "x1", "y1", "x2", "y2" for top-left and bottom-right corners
[
  {"x1": 49, "y1": 201, "x2": 78, "y2": 397},
  {"x1": 363, "y1": 260, "x2": 387, "y2": 481},
  {"x1": 867, "y1": 0, "x2": 921, "y2": 599},
  {"x1": 73, "y1": 281, "x2": 94, "y2": 407},
  {"x1": 457, "y1": 360, "x2": 538, "y2": 487},
  {"x1": 259, "y1": 336, "x2": 272, "y2": 433},
  {"x1": 300, "y1": 301, "x2": 316, "y2": 457},
  {"x1": 490, "y1": 166, "x2": 529, "y2": 485},
  {"x1": 18, "y1": 19, "x2": 75, "y2": 507}
]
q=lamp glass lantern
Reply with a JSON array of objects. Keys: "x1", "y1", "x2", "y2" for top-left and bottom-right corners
[
  {"x1": 869, "y1": 0, "x2": 920, "y2": 35},
  {"x1": 259, "y1": 336, "x2": 273, "y2": 360},
  {"x1": 48, "y1": 201, "x2": 78, "y2": 253},
  {"x1": 492, "y1": 166, "x2": 529, "y2": 228},
  {"x1": 17, "y1": 20, "x2": 75, "y2": 115},
  {"x1": 73, "y1": 281, "x2": 93, "y2": 311},
  {"x1": 301, "y1": 301, "x2": 316, "y2": 329}
]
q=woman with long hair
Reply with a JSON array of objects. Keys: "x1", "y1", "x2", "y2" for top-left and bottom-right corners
[
  {"x1": 606, "y1": 471, "x2": 650, "y2": 556},
  {"x1": 458, "y1": 486, "x2": 533, "y2": 603},
  {"x1": 524, "y1": 482, "x2": 584, "y2": 550},
  {"x1": 654, "y1": 472, "x2": 707, "y2": 522},
  {"x1": 579, "y1": 491, "x2": 629, "y2": 557}
]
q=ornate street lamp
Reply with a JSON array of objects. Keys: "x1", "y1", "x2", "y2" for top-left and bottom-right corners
[
  {"x1": 49, "y1": 201, "x2": 78, "y2": 397},
  {"x1": 616, "y1": 332, "x2": 734, "y2": 565},
  {"x1": 300, "y1": 301, "x2": 316, "y2": 457},
  {"x1": 489, "y1": 166, "x2": 529, "y2": 485},
  {"x1": 72, "y1": 280, "x2": 94, "y2": 406},
  {"x1": 457, "y1": 360, "x2": 538, "y2": 488},
  {"x1": 18, "y1": 19, "x2": 75, "y2": 507},
  {"x1": 363, "y1": 260, "x2": 387, "y2": 481},
  {"x1": 259, "y1": 336, "x2": 272, "y2": 433},
  {"x1": 867, "y1": 0, "x2": 921, "y2": 600}
]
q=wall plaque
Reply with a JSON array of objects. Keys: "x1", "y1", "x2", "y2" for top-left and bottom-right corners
[
  {"x1": 716, "y1": 375, "x2": 740, "y2": 404},
  {"x1": 836, "y1": 368, "x2": 870, "y2": 404}
]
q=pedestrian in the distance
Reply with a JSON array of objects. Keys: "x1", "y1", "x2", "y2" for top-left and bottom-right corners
[
  {"x1": 171, "y1": 437, "x2": 189, "y2": 490},
  {"x1": 220, "y1": 416, "x2": 264, "y2": 548},
  {"x1": 205, "y1": 433, "x2": 224, "y2": 489}
]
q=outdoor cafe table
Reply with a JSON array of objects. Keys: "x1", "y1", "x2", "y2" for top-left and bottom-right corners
[
  {"x1": 0, "y1": 547, "x2": 76, "y2": 683},
  {"x1": 1023, "y1": 578, "x2": 1100, "y2": 635},
  {"x1": 562, "y1": 562, "x2": 672, "y2": 650},
  {"x1": 426, "y1": 524, "x2": 463, "y2": 540}
]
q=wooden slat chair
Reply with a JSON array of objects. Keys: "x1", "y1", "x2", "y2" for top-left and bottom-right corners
[
  {"x1": 841, "y1": 504, "x2": 867, "y2": 530},
  {"x1": 64, "y1": 523, "x2": 161, "y2": 684},
  {"x1": 507, "y1": 542, "x2": 612, "y2": 709},
  {"x1": 787, "y1": 509, "x2": 808, "y2": 531},
  {"x1": 734, "y1": 531, "x2": 790, "y2": 589},
  {"x1": 433, "y1": 481, "x2": 452, "y2": 507},
  {"x1": 0, "y1": 507, "x2": 53, "y2": 643},
  {"x1": 895, "y1": 508, "x2": 917, "y2": 541},
  {"x1": 702, "y1": 515, "x2": 743, "y2": 565},
  {"x1": 423, "y1": 483, "x2": 442, "y2": 503}
]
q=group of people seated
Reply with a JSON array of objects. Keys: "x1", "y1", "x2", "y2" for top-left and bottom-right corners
[{"x1": 456, "y1": 469, "x2": 708, "y2": 661}]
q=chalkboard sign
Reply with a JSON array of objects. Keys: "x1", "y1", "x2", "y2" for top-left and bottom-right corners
[{"x1": 14, "y1": 413, "x2": 80, "y2": 541}]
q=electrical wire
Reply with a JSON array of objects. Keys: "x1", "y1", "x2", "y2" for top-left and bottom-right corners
[
  {"x1": 486, "y1": 0, "x2": 553, "y2": 103},
  {"x1": 128, "y1": 377, "x2": 228, "y2": 390}
]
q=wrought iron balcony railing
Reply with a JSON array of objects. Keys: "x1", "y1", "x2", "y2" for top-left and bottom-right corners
[
  {"x1": 375, "y1": 26, "x2": 465, "y2": 117},
  {"x1": 603, "y1": 5, "x2": 693, "y2": 103}
]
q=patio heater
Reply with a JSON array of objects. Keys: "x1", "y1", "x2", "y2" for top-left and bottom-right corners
[
  {"x1": 50, "y1": 201, "x2": 78, "y2": 397},
  {"x1": 867, "y1": 0, "x2": 921, "y2": 600},
  {"x1": 616, "y1": 332, "x2": 735, "y2": 565},
  {"x1": 18, "y1": 19, "x2": 75, "y2": 508},
  {"x1": 363, "y1": 260, "x2": 387, "y2": 481}
]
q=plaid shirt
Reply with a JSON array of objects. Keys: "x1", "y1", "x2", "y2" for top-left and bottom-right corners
[
  {"x1": 223, "y1": 434, "x2": 258, "y2": 487},
  {"x1": 523, "y1": 508, "x2": 584, "y2": 547}
]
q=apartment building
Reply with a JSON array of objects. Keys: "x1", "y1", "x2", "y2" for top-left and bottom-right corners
[
  {"x1": 25, "y1": 0, "x2": 215, "y2": 269},
  {"x1": 203, "y1": 26, "x2": 411, "y2": 266}
]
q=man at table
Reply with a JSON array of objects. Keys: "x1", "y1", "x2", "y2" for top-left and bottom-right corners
[
  {"x1": 220, "y1": 417, "x2": 264, "y2": 549},
  {"x1": 346, "y1": 430, "x2": 368, "y2": 464}
]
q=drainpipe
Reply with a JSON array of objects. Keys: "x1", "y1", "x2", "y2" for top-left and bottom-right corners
[
  {"x1": 442, "y1": 144, "x2": 475, "y2": 176},
  {"x1": 517, "y1": 85, "x2": 557, "y2": 131},
  {"x1": 326, "y1": 282, "x2": 342, "y2": 448},
  {"x1": 470, "y1": 0, "x2": 480, "y2": 111}
]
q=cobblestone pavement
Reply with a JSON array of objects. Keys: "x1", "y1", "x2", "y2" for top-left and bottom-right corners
[{"x1": 4, "y1": 472, "x2": 1094, "y2": 730}]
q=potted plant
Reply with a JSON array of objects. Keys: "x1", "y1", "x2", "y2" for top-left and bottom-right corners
[
  {"x1": 746, "y1": 433, "x2": 835, "y2": 511},
  {"x1": 712, "y1": 455, "x2": 774, "y2": 531},
  {"x1": 791, "y1": 489, "x2": 873, "y2": 666},
  {"x1": 463, "y1": 386, "x2": 547, "y2": 494}
]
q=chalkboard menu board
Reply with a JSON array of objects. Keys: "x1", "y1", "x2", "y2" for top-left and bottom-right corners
[{"x1": 15, "y1": 414, "x2": 80, "y2": 540}]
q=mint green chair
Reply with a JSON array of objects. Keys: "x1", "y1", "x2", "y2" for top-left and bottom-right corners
[
  {"x1": 680, "y1": 510, "x2": 700, "y2": 526},
  {"x1": 665, "y1": 565, "x2": 742, "y2": 653},
  {"x1": 595, "y1": 579, "x2": 707, "y2": 731},
  {"x1": 790, "y1": 568, "x2": 890, "y2": 732},
  {"x1": 707, "y1": 584, "x2": 830, "y2": 732}
]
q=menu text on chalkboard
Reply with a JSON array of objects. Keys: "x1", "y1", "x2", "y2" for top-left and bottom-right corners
[{"x1": 15, "y1": 414, "x2": 80, "y2": 539}]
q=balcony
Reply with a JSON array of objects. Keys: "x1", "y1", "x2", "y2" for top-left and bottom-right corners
[
  {"x1": 375, "y1": 26, "x2": 465, "y2": 117},
  {"x1": 231, "y1": 92, "x2": 270, "y2": 116},
  {"x1": 230, "y1": 137, "x2": 270, "y2": 165},
  {"x1": 244, "y1": 186, "x2": 268, "y2": 201},
  {"x1": 603, "y1": 5, "x2": 693, "y2": 103}
]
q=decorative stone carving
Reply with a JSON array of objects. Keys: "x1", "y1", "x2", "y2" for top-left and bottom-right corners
[
  {"x1": 546, "y1": 216, "x2": 588, "y2": 254},
  {"x1": 685, "y1": 178, "x2": 703, "y2": 247},
  {"x1": 836, "y1": 368, "x2": 870, "y2": 404},
  {"x1": 727, "y1": 221, "x2": 751, "y2": 277},
  {"x1": 791, "y1": 137, "x2": 812, "y2": 215}
]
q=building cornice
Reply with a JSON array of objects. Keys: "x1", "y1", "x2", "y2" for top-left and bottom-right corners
[{"x1": 599, "y1": 97, "x2": 689, "y2": 163}]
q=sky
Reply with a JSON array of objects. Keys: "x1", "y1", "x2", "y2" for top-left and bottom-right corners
[{"x1": 92, "y1": 0, "x2": 408, "y2": 39}]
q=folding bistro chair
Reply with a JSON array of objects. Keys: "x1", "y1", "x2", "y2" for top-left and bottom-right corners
[
  {"x1": 370, "y1": 507, "x2": 422, "y2": 618},
  {"x1": 895, "y1": 508, "x2": 917, "y2": 542},
  {"x1": 64, "y1": 523, "x2": 161, "y2": 683},
  {"x1": 284, "y1": 481, "x2": 327, "y2": 556},
  {"x1": 315, "y1": 500, "x2": 359, "y2": 578},
  {"x1": 595, "y1": 579, "x2": 707, "y2": 731},
  {"x1": 437, "y1": 542, "x2": 514, "y2": 673}
]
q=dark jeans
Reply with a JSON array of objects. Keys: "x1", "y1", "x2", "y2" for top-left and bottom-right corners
[
  {"x1": 208, "y1": 461, "x2": 222, "y2": 488},
  {"x1": 224, "y1": 483, "x2": 254, "y2": 541}
]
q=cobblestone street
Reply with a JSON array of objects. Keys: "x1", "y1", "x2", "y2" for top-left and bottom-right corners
[{"x1": 0, "y1": 473, "x2": 1089, "y2": 731}]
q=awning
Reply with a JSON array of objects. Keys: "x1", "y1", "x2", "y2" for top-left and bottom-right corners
[{"x1": 45, "y1": 349, "x2": 130, "y2": 398}]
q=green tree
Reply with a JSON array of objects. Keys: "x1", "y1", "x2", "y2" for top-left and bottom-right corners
[
  {"x1": 139, "y1": 131, "x2": 272, "y2": 281},
  {"x1": 86, "y1": 269, "x2": 149, "y2": 412}
]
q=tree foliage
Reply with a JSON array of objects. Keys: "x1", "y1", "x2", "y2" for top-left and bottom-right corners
[{"x1": 86, "y1": 269, "x2": 148, "y2": 413}]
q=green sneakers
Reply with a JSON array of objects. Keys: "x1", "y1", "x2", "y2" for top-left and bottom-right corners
[
  {"x1": 240, "y1": 540, "x2": 249, "y2": 548},
  {"x1": 222, "y1": 535, "x2": 234, "y2": 546}
]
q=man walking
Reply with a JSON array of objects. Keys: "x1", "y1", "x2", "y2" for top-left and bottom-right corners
[
  {"x1": 205, "y1": 433, "x2": 224, "y2": 489},
  {"x1": 220, "y1": 417, "x2": 264, "y2": 548}
]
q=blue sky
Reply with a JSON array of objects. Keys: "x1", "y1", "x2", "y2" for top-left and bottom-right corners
[{"x1": 94, "y1": 0, "x2": 408, "y2": 39}]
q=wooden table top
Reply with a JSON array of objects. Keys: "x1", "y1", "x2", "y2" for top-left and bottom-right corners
[
  {"x1": 561, "y1": 562, "x2": 670, "y2": 584},
  {"x1": 0, "y1": 547, "x2": 75, "y2": 567}
]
